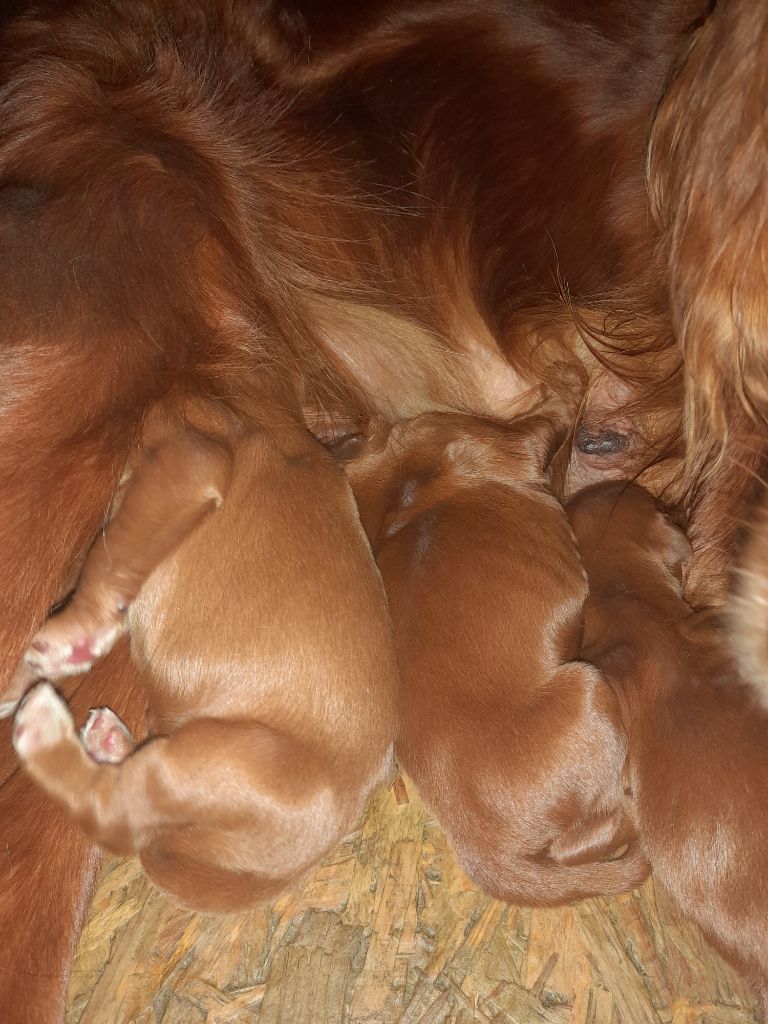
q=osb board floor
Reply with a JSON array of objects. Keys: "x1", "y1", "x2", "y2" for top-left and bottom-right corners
[{"x1": 67, "y1": 775, "x2": 759, "y2": 1024}]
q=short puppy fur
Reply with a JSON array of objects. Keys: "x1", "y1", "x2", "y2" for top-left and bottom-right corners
[
  {"x1": 569, "y1": 482, "x2": 768, "y2": 1016},
  {"x1": 10, "y1": 398, "x2": 398, "y2": 913},
  {"x1": 4, "y1": 427, "x2": 232, "y2": 717},
  {"x1": 344, "y1": 411, "x2": 648, "y2": 906}
]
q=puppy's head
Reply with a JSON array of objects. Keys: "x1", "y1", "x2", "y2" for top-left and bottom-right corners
[
  {"x1": 334, "y1": 414, "x2": 488, "y2": 545},
  {"x1": 337, "y1": 410, "x2": 569, "y2": 547},
  {"x1": 567, "y1": 482, "x2": 692, "y2": 594}
]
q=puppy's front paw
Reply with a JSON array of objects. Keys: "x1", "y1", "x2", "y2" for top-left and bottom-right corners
[
  {"x1": 81, "y1": 707, "x2": 135, "y2": 763},
  {"x1": 12, "y1": 682, "x2": 75, "y2": 760},
  {"x1": 21, "y1": 619, "x2": 124, "y2": 680}
]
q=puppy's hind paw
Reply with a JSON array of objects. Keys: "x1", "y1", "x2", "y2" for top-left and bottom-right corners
[
  {"x1": 81, "y1": 707, "x2": 135, "y2": 763},
  {"x1": 21, "y1": 620, "x2": 123, "y2": 680},
  {"x1": 12, "y1": 682, "x2": 75, "y2": 760}
]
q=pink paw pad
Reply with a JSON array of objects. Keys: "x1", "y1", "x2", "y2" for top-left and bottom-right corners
[
  {"x1": 22, "y1": 623, "x2": 122, "y2": 680},
  {"x1": 67, "y1": 638, "x2": 100, "y2": 665},
  {"x1": 12, "y1": 682, "x2": 73, "y2": 760},
  {"x1": 81, "y1": 707, "x2": 134, "y2": 764}
]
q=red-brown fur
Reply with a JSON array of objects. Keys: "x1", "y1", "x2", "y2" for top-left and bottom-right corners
[
  {"x1": 649, "y1": 0, "x2": 768, "y2": 440},
  {"x1": 345, "y1": 411, "x2": 649, "y2": 905},
  {"x1": 648, "y1": 0, "x2": 768, "y2": 677},
  {"x1": 0, "y1": 649, "x2": 144, "y2": 1024},
  {"x1": 5, "y1": 426, "x2": 232, "y2": 712},
  {"x1": 0, "y1": 0, "x2": 747, "y2": 1014},
  {"x1": 9, "y1": 396, "x2": 397, "y2": 914},
  {"x1": 569, "y1": 482, "x2": 768, "y2": 1019}
]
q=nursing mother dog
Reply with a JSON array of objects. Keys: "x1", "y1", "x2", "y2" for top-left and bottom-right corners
[{"x1": 0, "y1": 1, "x2": 746, "y2": 1021}]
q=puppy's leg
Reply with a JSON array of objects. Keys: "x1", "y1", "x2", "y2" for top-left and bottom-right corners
[
  {"x1": 81, "y1": 707, "x2": 136, "y2": 764},
  {"x1": 3, "y1": 432, "x2": 232, "y2": 716},
  {"x1": 12, "y1": 683, "x2": 347, "y2": 913},
  {"x1": 0, "y1": 646, "x2": 145, "y2": 1024}
]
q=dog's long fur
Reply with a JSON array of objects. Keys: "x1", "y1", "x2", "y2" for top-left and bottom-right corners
[
  {"x1": 346, "y1": 412, "x2": 649, "y2": 906},
  {"x1": 569, "y1": 482, "x2": 768, "y2": 1018},
  {"x1": 648, "y1": 0, "x2": 768, "y2": 687},
  {"x1": 649, "y1": 0, "x2": 768, "y2": 442},
  {"x1": 0, "y1": 0, "x2": 750, "y2": 1014}
]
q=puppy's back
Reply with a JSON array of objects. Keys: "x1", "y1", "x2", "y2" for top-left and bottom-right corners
[
  {"x1": 132, "y1": 424, "x2": 397, "y2": 771},
  {"x1": 351, "y1": 415, "x2": 647, "y2": 906}
]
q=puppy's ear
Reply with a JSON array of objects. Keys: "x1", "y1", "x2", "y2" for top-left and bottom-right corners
[
  {"x1": 655, "y1": 513, "x2": 693, "y2": 590},
  {"x1": 507, "y1": 410, "x2": 571, "y2": 475}
]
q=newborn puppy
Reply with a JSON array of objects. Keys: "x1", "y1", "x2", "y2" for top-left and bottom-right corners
[
  {"x1": 344, "y1": 411, "x2": 648, "y2": 906},
  {"x1": 568, "y1": 482, "x2": 768, "y2": 1016},
  {"x1": 10, "y1": 399, "x2": 398, "y2": 913}
]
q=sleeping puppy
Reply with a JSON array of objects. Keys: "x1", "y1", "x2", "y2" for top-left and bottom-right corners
[
  {"x1": 10, "y1": 396, "x2": 398, "y2": 913},
  {"x1": 343, "y1": 411, "x2": 648, "y2": 906},
  {"x1": 568, "y1": 482, "x2": 768, "y2": 1016}
]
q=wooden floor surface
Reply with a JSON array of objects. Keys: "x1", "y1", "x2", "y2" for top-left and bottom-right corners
[{"x1": 67, "y1": 775, "x2": 759, "y2": 1024}]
